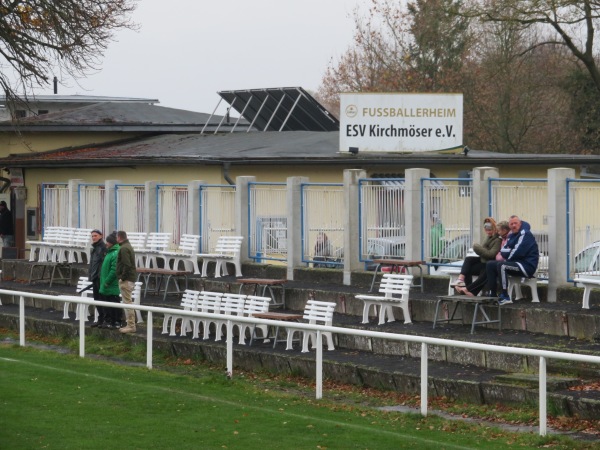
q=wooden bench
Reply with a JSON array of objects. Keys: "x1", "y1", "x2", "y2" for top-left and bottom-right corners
[
  {"x1": 237, "y1": 278, "x2": 287, "y2": 308},
  {"x1": 356, "y1": 274, "x2": 413, "y2": 325},
  {"x1": 198, "y1": 235, "x2": 243, "y2": 278},
  {"x1": 574, "y1": 276, "x2": 600, "y2": 309},
  {"x1": 434, "y1": 295, "x2": 502, "y2": 334},
  {"x1": 136, "y1": 268, "x2": 190, "y2": 300},
  {"x1": 369, "y1": 259, "x2": 424, "y2": 293}
]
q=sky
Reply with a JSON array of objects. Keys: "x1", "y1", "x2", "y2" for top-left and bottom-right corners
[{"x1": 34, "y1": 0, "x2": 364, "y2": 115}]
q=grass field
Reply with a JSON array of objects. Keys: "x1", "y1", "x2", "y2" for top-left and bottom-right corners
[{"x1": 1, "y1": 340, "x2": 598, "y2": 450}]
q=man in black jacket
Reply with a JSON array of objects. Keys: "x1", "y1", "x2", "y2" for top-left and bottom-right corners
[
  {"x1": 89, "y1": 229, "x2": 107, "y2": 327},
  {"x1": 0, "y1": 200, "x2": 14, "y2": 247}
]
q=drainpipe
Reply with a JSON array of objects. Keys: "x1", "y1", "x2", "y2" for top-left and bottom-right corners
[{"x1": 223, "y1": 162, "x2": 234, "y2": 186}]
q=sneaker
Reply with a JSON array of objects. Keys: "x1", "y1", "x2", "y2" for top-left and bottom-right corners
[
  {"x1": 119, "y1": 326, "x2": 136, "y2": 334},
  {"x1": 498, "y1": 293, "x2": 512, "y2": 305}
]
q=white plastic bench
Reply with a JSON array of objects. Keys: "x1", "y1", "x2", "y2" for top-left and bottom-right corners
[
  {"x1": 285, "y1": 300, "x2": 336, "y2": 353},
  {"x1": 238, "y1": 295, "x2": 271, "y2": 345},
  {"x1": 198, "y1": 236, "x2": 243, "y2": 277},
  {"x1": 27, "y1": 226, "x2": 61, "y2": 262},
  {"x1": 574, "y1": 276, "x2": 600, "y2": 309},
  {"x1": 507, "y1": 255, "x2": 548, "y2": 303},
  {"x1": 64, "y1": 277, "x2": 93, "y2": 320},
  {"x1": 355, "y1": 273, "x2": 413, "y2": 325},
  {"x1": 126, "y1": 232, "x2": 148, "y2": 267},
  {"x1": 159, "y1": 234, "x2": 201, "y2": 273},
  {"x1": 161, "y1": 289, "x2": 200, "y2": 336},
  {"x1": 138, "y1": 232, "x2": 172, "y2": 268}
]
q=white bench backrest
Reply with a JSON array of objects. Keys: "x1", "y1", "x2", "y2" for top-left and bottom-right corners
[
  {"x1": 176, "y1": 234, "x2": 200, "y2": 254},
  {"x1": 145, "y1": 232, "x2": 172, "y2": 251},
  {"x1": 303, "y1": 300, "x2": 336, "y2": 326},
  {"x1": 76, "y1": 277, "x2": 93, "y2": 298},
  {"x1": 73, "y1": 228, "x2": 93, "y2": 246},
  {"x1": 213, "y1": 236, "x2": 243, "y2": 255},
  {"x1": 41, "y1": 227, "x2": 62, "y2": 243},
  {"x1": 379, "y1": 274, "x2": 413, "y2": 298},
  {"x1": 126, "y1": 232, "x2": 148, "y2": 251},
  {"x1": 243, "y1": 296, "x2": 271, "y2": 315},
  {"x1": 55, "y1": 227, "x2": 76, "y2": 245},
  {"x1": 220, "y1": 293, "x2": 247, "y2": 316},
  {"x1": 180, "y1": 289, "x2": 200, "y2": 310},
  {"x1": 198, "y1": 291, "x2": 223, "y2": 313}
]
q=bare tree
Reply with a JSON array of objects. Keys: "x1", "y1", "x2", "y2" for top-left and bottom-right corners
[
  {"x1": 0, "y1": 0, "x2": 137, "y2": 102},
  {"x1": 464, "y1": 0, "x2": 600, "y2": 94}
]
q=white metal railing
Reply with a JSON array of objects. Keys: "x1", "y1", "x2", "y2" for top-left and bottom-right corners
[
  {"x1": 116, "y1": 184, "x2": 146, "y2": 233},
  {"x1": 6, "y1": 288, "x2": 600, "y2": 437},
  {"x1": 41, "y1": 183, "x2": 69, "y2": 229},
  {"x1": 78, "y1": 184, "x2": 105, "y2": 230},
  {"x1": 199, "y1": 185, "x2": 236, "y2": 253},
  {"x1": 157, "y1": 184, "x2": 188, "y2": 247}
]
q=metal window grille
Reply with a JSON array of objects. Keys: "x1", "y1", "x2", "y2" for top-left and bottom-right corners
[
  {"x1": 567, "y1": 179, "x2": 600, "y2": 279},
  {"x1": 359, "y1": 179, "x2": 406, "y2": 261},
  {"x1": 422, "y1": 178, "x2": 473, "y2": 264},
  {"x1": 199, "y1": 185, "x2": 236, "y2": 252},
  {"x1": 301, "y1": 183, "x2": 344, "y2": 266},
  {"x1": 489, "y1": 178, "x2": 549, "y2": 259},
  {"x1": 248, "y1": 182, "x2": 287, "y2": 262},
  {"x1": 41, "y1": 183, "x2": 69, "y2": 230},
  {"x1": 157, "y1": 184, "x2": 188, "y2": 247},
  {"x1": 78, "y1": 184, "x2": 105, "y2": 230},
  {"x1": 116, "y1": 185, "x2": 145, "y2": 233}
]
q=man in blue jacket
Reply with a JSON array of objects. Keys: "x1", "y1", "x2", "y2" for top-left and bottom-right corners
[{"x1": 484, "y1": 215, "x2": 539, "y2": 305}]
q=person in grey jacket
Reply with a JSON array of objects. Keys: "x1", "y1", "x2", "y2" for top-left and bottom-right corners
[{"x1": 88, "y1": 229, "x2": 107, "y2": 327}]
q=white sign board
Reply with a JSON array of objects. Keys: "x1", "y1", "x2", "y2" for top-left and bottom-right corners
[{"x1": 340, "y1": 93, "x2": 463, "y2": 153}]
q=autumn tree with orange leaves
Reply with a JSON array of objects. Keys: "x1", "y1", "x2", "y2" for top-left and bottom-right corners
[{"x1": 0, "y1": 0, "x2": 136, "y2": 105}]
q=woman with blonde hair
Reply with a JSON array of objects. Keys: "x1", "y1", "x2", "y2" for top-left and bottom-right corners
[{"x1": 455, "y1": 217, "x2": 502, "y2": 295}]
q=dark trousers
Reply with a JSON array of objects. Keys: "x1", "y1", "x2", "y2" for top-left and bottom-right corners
[
  {"x1": 92, "y1": 279, "x2": 107, "y2": 323},
  {"x1": 486, "y1": 260, "x2": 528, "y2": 294},
  {"x1": 460, "y1": 256, "x2": 484, "y2": 286},
  {"x1": 103, "y1": 295, "x2": 122, "y2": 325}
]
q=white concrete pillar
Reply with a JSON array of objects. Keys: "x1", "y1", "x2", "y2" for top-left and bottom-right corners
[
  {"x1": 187, "y1": 180, "x2": 204, "y2": 235},
  {"x1": 547, "y1": 168, "x2": 575, "y2": 303},
  {"x1": 235, "y1": 176, "x2": 256, "y2": 264},
  {"x1": 471, "y1": 167, "x2": 499, "y2": 244},
  {"x1": 144, "y1": 181, "x2": 161, "y2": 233},
  {"x1": 405, "y1": 169, "x2": 430, "y2": 262},
  {"x1": 343, "y1": 169, "x2": 367, "y2": 285},
  {"x1": 104, "y1": 180, "x2": 122, "y2": 235},
  {"x1": 286, "y1": 177, "x2": 309, "y2": 280},
  {"x1": 67, "y1": 179, "x2": 84, "y2": 228}
]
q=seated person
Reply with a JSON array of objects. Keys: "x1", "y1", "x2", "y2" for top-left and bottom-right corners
[
  {"x1": 313, "y1": 232, "x2": 332, "y2": 268},
  {"x1": 458, "y1": 220, "x2": 510, "y2": 296},
  {"x1": 455, "y1": 218, "x2": 502, "y2": 295},
  {"x1": 484, "y1": 215, "x2": 539, "y2": 304}
]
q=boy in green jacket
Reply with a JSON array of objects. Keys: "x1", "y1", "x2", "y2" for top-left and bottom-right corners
[{"x1": 99, "y1": 234, "x2": 122, "y2": 328}]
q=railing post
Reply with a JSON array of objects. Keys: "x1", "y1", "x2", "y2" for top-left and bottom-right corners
[
  {"x1": 227, "y1": 319, "x2": 233, "y2": 377},
  {"x1": 187, "y1": 180, "x2": 204, "y2": 235},
  {"x1": 316, "y1": 330, "x2": 323, "y2": 399},
  {"x1": 235, "y1": 176, "x2": 256, "y2": 265},
  {"x1": 79, "y1": 312, "x2": 85, "y2": 357},
  {"x1": 67, "y1": 179, "x2": 84, "y2": 228},
  {"x1": 405, "y1": 168, "x2": 429, "y2": 263},
  {"x1": 342, "y1": 169, "x2": 366, "y2": 285},
  {"x1": 146, "y1": 311, "x2": 153, "y2": 369},
  {"x1": 104, "y1": 180, "x2": 122, "y2": 234},
  {"x1": 19, "y1": 295, "x2": 25, "y2": 346},
  {"x1": 286, "y1": 176, "x2": 309, "y2": 281},
  {"x1": 539, "y1": 356, "x2": 547, "y2": 436},
  {"x1": 145, "y1": 180, "x2": 161, "y2": 233},
  {"x1": 420, "y1": 342, "x2": 428, "y2": 416},
  {"x1": 472, "y1": 167, "x2": 499, "y2": 245}
]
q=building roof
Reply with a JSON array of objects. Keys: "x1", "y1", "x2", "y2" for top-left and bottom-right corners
[
  {"x1": 2, "y1": 130, "x2": 600, "y2": 169},
  {"x1": 0, "y1": 94, "x2": 159, "y2": 104},
  {"x1": 0, "y1": 102, "x2": 249, "y2": 132}
]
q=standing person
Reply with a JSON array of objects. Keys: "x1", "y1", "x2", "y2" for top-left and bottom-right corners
[
  {"x1": 430, "y1": 213, "x2": 445, "y2": 265},
  {"x1": 485, "y1": 215, "x2": 539, "y2": 304},
  {"x1": 89, "y1": 229, "x2": 107, "y2": 327},
  {"x1": 455, "y1": 218, "x2": 502, "y2": 294},
  {"x1": 116, "y1": 230, "x2": 137, "y2": 333},
  {"x1": 99, "y1": 234, "x2": 121, "y2": 328},
  {"x1": 0, "y1": 200, "x2": 14, "y2": 248}
]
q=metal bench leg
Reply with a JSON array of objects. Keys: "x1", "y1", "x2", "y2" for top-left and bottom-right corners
[{"x1": 369, "y1": 264, "x2": 382, "y2": 293}]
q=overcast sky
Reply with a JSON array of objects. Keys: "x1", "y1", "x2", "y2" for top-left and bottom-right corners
[{"x1": 36, "y1": 0, "x2": 364, "y2": 115}]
